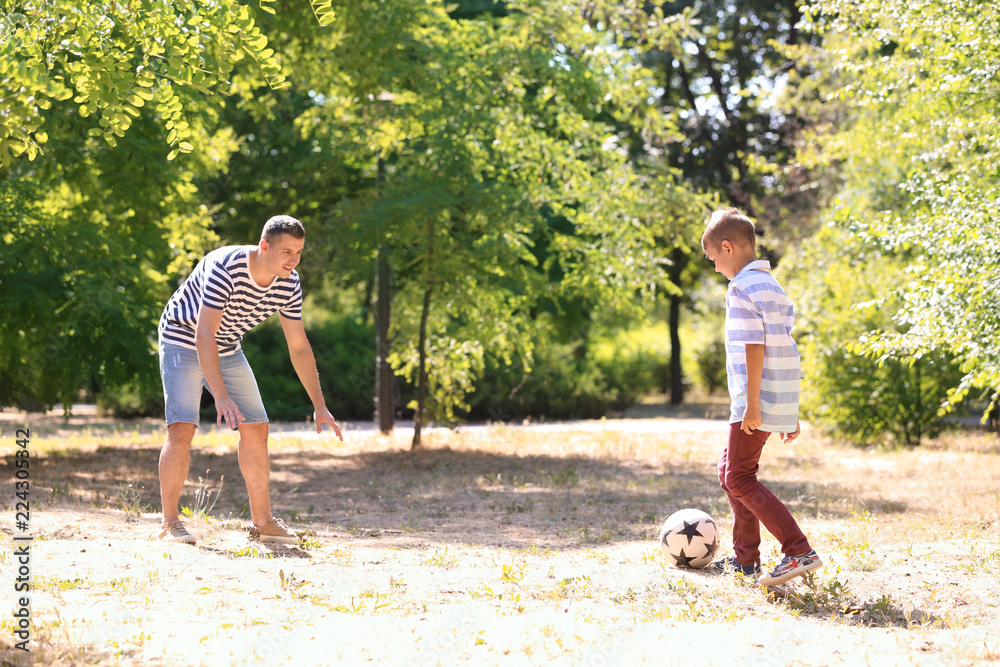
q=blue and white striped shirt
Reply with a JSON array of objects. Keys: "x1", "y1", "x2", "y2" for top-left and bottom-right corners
[
  {"x1": 158, "y1": 246, "x2": 303, "y2": 356},
  {"x1": 725, "y1": 260, "x2": 800, "y2": 433}
]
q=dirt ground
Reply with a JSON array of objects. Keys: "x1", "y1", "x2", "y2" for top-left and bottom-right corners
[{"x1": 1, "y1": 406, "x2": 999, "y2": 666}]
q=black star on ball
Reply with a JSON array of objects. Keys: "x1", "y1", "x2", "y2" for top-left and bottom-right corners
[
  {"x1": 674, "y1": 547, "x2": 699, "y2": 568},
  {"x1": 704, "y1": 534, "x2": 719, "y2": 558},
  {"x1": 674, "y1": 520, "x2": 704, "y2": 544}
]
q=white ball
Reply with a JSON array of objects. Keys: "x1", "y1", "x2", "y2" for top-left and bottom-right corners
[{"x1": 658, "y1": 508, "x2": 720, "y2": 569}]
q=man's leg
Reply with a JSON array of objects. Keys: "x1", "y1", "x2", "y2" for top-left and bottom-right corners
[
  {"x1": 159, "y1": 422, "x2": 197, "y2": 523},
  {"x1": 237, "y1": 422, "x2": 272, "y2": 527}
]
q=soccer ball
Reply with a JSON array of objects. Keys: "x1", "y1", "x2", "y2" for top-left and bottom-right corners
[{"x1": 658, "y1": 508, "x2": 720, "y2": 569}]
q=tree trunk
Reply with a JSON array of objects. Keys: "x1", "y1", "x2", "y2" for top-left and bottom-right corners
[
  {"x1": 375, "y1": 248, "x2": 394, "y2": 434},
  {"x1": 668, "y1": 248, "x2": 686, "y2": 405},
  {"x1": 412, "y1": 210, "x2": 436, "y2": 450},
  {"x1": 412, "y1": 284, "x2": 432, "y2": 449},
  {"x1": 374, "y1": 152, "x2": 394, "y2": 434},
  {"x1": 913, "y1": 358, "x2": 923, "y2": 447},
  {"x1": 669, "y1": 292, "x2": 683, "y2": 405},
  {"x1": 787, "y1": 0, "x2": 801, "y2": 46}
]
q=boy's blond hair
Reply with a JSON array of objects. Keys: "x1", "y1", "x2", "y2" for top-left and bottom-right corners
[{"x1": 701, "y1": 208, "x2": 756, "y2": 252}]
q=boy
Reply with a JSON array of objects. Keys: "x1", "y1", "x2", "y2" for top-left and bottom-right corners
[
  {"x1": 157, "y1": 215, "x2": 343, "y2": 545},
  {"x1": 701, "y1": 207, "x2": 823, "y2": 586}
]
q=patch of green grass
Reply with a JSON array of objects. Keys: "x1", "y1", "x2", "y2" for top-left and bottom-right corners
[
  {"x1": 298, "y1": 534, "x2": 324, "y2": 551},
  {"x1": 544, "y1": 575, "x2": 592, "y2": 601},
  {"x1": 419, "y1": 547, "x2": 459, "y2": 569},
  {"x1": 345, "y1": 523, "x2": 379, "y2": 537},
  {"x1": 32, "y1": 576, "x2": 86, "y2": 592},
  {"x1": 505, "y1": 498, "x2": 534, "y2": 514},
  {"x1": 227, "y1": 544, "x2": 274, "y2": 559},
  {"x1": 830, "y1": 535, "x2": 881, "y2": 571},
  {"x1": 117, "y1": 480, "x2": 151, "y2": 523},
  {"x1": 180, "y1": 474, "x2": 225, "y2": 521}
]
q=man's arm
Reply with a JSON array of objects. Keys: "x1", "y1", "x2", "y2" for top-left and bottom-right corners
[
  {"x1": 195, "y1": 304, "x2": 246, "y2": 429},
  {"x1": 741, "y1": 343, "x2": 765, "y2": 434},
  {"x1": 279, "y1": 315, "x2": 344, "y2": 440}
]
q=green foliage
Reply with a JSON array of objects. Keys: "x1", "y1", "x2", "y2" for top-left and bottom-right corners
[
  {"x1": 0, "y1": 180, "x2": 163, "y2": 409},
  {"x1": 783, "y1": 224, "x2": 964, "y2": 446},
  {"x1": 1, "y1": 0, "x2": 709, "y2": 424},
  {"x1": 292, "y1": 0, "x2": 703, "y2": 435},
  {"x1": 467, "y1": 317, "x2": 669, "y2": 419},
  {"x1": 240, "y1": 316, "x2": 377, "y2": 422},
  {"x1": 803, "y1": 0, "x2": 1000, "y2": 419},
  {"x1": 0, "y1": 0, "x2": 286, "y2": 166},
  {"x1": 0, "y1": 95, "x2": 237, "y2": 411},
  {"x1": 690, "y1": 322, "x2": 727, "y2": 397}
]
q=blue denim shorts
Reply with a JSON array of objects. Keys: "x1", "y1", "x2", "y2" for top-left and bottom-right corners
[{"x1": 159, "y1": 340, "x2": 268, "y2": 428}]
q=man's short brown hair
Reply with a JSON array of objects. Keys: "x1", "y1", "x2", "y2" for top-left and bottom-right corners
[
  {"x1": 261, "y1": 215, "x2": 305, "y2": 244},
  {"x1": 701, "y1": 207, "x2": 756, "y2": 251}
]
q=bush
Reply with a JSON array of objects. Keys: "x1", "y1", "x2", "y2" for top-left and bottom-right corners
[
  {"x1": 784, "y1": 224, "x2": 965, "y2": 446},
  {"x1": 686, "y1": 313, "x2": 728, "y2": 396},
  {"x1": 240, "y1": 315, "x2": 377, "y2": 422},
  {"x1": 465, "y1": 318, "x2": 669, "y2": 420}
]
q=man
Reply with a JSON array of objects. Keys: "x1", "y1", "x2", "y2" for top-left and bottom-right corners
[{"x1": 156, "y1": 215, "x2": 343, "y2": 544}]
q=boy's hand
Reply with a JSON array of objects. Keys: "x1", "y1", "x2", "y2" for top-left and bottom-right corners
[
  {"x1": 740, "y1": 402, "x2": 763, "y2": 434},
  {"x1": 314, "y1": 406, "x2": 344, "y2": 441},
  {"x1": 780, "y1": 421, "x2": 801, "y2": 443}
]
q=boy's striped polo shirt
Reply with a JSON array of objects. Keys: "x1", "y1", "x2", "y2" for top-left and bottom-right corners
[{"x1": 725, "y1": 260, "x2": 800, "y2": 433}]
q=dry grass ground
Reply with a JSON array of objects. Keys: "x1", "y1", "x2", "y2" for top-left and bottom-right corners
[{"x1": 1, "y1": 410, "x2": 999, "y2": 666}]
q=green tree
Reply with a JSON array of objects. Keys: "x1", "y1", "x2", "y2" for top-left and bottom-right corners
[
  {"x1": 293, "y1": 0, "x2": 701, "y2": 446},
  {"x1": 591, "y1": 0, "x2": 830, "y2": 405},
  {"x1": 803, "y1": 0, "x2": 1000, "y2": 418},
  {"x1": 0, "y1": 0, "x2": 288, "y2": 166},
  {"x1": 783, "y1": 224, "x2": 964, "y2": 446},
  {"x1": 0, "y1": 0, "x2": 294, "y2": 410}
]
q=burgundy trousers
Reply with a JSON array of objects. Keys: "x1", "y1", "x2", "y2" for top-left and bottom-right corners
[{"x1": 718, "y1": 423, "x2": 811, "y2": 565}]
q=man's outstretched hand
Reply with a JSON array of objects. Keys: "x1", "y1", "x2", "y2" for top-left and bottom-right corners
[{"x1": 314, "y1": 406, "x2": 344, "y2": 441}]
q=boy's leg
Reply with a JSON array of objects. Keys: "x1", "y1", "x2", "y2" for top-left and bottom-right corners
[
  {"x1": 722, "y1": 423, "x2": 810, "y2": 557},
  {"x1": 719, "y1": 445, "x2": 760, "y2": 565},
  {"x1": 718, "y1": 443, "x2": 762, "y2": 566}
]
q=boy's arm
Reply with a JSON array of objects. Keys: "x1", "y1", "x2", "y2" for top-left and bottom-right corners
[
  {"x1": 195, "y1": 304, "x2": 246, "y2": 429},
  {"x1": 279, "y1": 315, "x2": 344, "y2": 440},
  {"x1": 741, "y1": 343, "x2": 765, "y2": 434}
]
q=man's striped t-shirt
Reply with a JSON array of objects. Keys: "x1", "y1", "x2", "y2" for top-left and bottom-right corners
[
  {"x1": 158, "y1": 245, "x2": 303, "y2": 356},
  {"x1": 725, "y1": 260, "x2": 800, "y2": 433}
]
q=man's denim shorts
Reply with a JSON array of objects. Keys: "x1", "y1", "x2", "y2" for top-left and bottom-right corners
[{"x1": 159, "y1": 340, "x2": 268, "y2": 428}]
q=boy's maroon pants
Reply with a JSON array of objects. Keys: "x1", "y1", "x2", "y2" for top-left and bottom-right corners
[{"x1": 718, "y1": 423, "x2": 811, "y2": 566}]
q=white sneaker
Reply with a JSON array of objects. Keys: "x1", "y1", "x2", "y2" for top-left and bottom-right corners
[
  {"x1": 759, "y1": 549, "x2": 823, "y2": 586},
  {"x1": 252, "y1": 517, "x2": 299, "y2": 544},
  {"x1": 159, "y1": 519, "x2": 197, "y2": 544}
]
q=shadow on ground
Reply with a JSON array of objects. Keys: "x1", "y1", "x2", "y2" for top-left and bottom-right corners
[{"x1": 28, "y1": 439, "x2": 904, "y2": 551}]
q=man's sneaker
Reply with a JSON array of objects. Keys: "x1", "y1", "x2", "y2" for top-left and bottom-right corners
[
  {"x1": 708, "y1": 556, "x2": 761, "y2": 578},
  {"x1": 759, "y1": 549, "x2": 823, "y2": 586},
  {"x1": 251, "y1": 517, "x2": 299, "y2": 544},
  {"x1": 159, "y1": 519, "x2": 197, "y2": 544}
]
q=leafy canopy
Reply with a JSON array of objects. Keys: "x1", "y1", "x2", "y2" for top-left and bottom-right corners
[
  {"x1": 0, "y1": 0, "x2": 288, "y2": 166},
  {"x1": 804, "y1": 0, "x2": 1000, "y2": 412}
]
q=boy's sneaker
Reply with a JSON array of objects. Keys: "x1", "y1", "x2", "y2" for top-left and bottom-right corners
[
  {"x1": 759, "y1": 549, "x2": 823, "y2": 586},
  {"x1": 708, "y1": 556, "x2": 761, "y2": 578},
  {"x1": 159, "y1": 520, "x2": 197, "y2": 544},
  {"x1": 251, "y1": 517, "x2": 299, "y2": 544}
]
